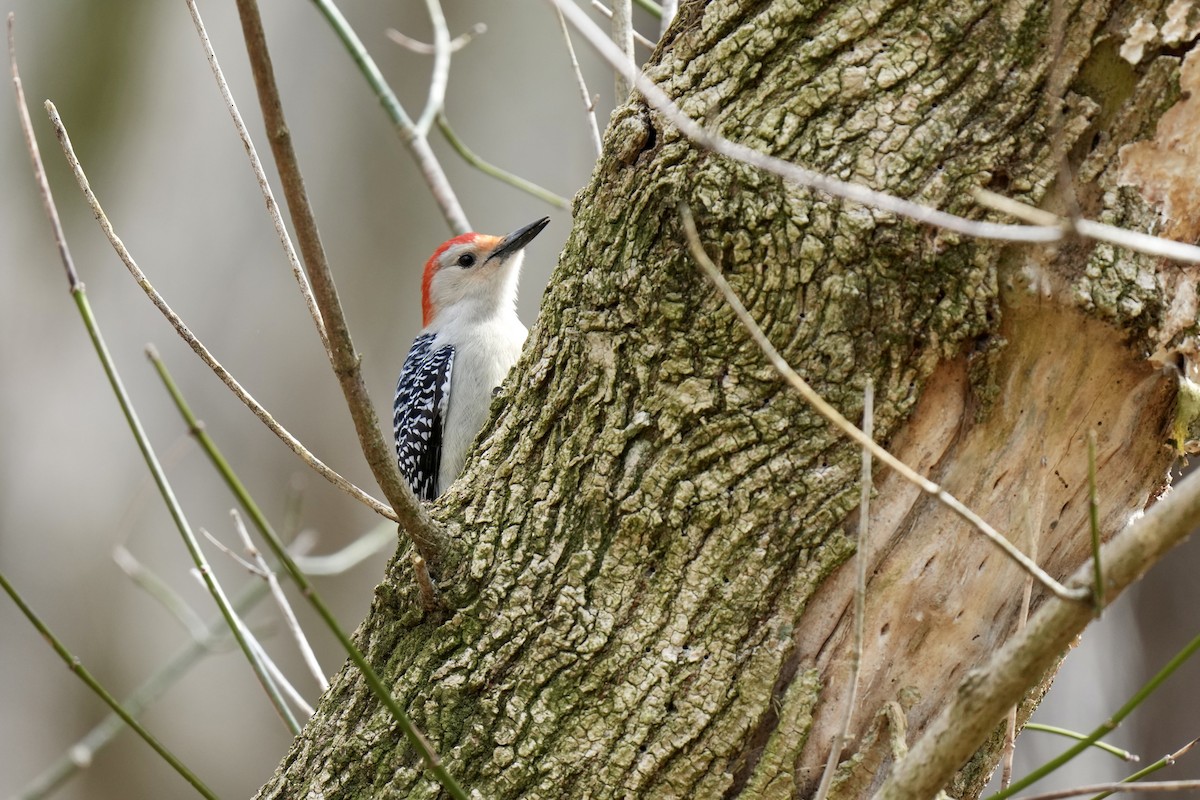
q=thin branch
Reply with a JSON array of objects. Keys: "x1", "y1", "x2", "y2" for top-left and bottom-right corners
[
  {"x1": 13, "y1": 573, "x2": 275, "y2": 800},
  {"x1": 609, "y1": 0, "x2": 634, "y2": 100},
  {"x1": 308, "y1": 0, "x2": 469, "y2": 233},
  {"x1": 8, "y1": 14, "x2": 76, "y2": 289},
  {"x1": 386, "y1": 23, "x2": 486, "y2": 55},
  {"x1": 815, "y1": 380, "x2": 874, "y2": 800},
  {"x1": 113, "y1": 546, "x2": 211, "y2": 641},
  {"x1": 1088, "y1": 738, "x2": 1200, "y2": 800},
  {"x1": 183, "y1": 0, "x2": 330, "y2": 356},
  {"x1": 679, "y1": 205, "x2": 1087, "y2": 603},
  {"x1": 201, "y1": 528, "x2": 266, "y2": 575},
  {"x1": 556, "y1": 6, "x2": 604, "y2": 157},
  {"x1": 188, "y1": 556, "x2": 311, "y2": 726},
  {"x1": 1001, "y1": 701, "x2": 1018, "y2": 788},
  {"x1": 973, "y1": 187, "x2": 1196, "y2": 263},
  {"x1": 551, "y1": 0, "x2": 1200, "y2": 264},
  {"x1": 413, "y1": 554, "x2": 440, "y2": 612},
  {"x1": 0, "y1": 572, "x2": 219, "y2": 800},
  {"x1": 1002, "y1": 504, "x2": 1038, "y2": 789},
  {"x1": 291, "y1": 521, "x2": 393, "y2": 575},
  {"x1": 1018, "y1": 780, "x2": 1200, "y2": 800},
  {"x1": 876, "y1": 479, "x2": 1200, "y2": 800},
  {"x1": 1021, "y1": 724, "x2": 1138, "y2": 762},
  {"x1": 231, "y1": 0, "x2": 449, "y2": 568},
  {"x1": 45, "y1": 100, "x2": 396, "y2": 522},
  {"x1": 591, "y1": 2, "x2": 657, "y2": 50},
  {"x1": 239, "y1": 628, "x2": 315, "y2": 719},
  {"x1": 437, "y1": 112, "x2": 571, "y2": 209},
  {"x1": 232, "y1": 509, "x2": 328, "y2": 692},
  {"x1": 414, "y1": 0, "x2": 450, "y2": 136},
  {"x1": 974, "y1": 189, "x2": 1062, "y2": 226},
  {"x1": 15, "y1": 14, "x2": 300, "y2": 742},
  {"x1": 631, "y1": 0, "x2": 663, "y2": 19},
  {"x1": 149, "y1": 349, "x2": 466, "y2": 798}
]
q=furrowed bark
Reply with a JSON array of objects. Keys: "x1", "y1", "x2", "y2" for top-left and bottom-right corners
[{"x1": 257, "y1": 0, "x2": 1194, "y2": 796}]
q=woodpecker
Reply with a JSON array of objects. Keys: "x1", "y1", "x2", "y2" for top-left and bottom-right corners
[{"x1": 393, "y1": 217, "x2": 550, "y2": 500}]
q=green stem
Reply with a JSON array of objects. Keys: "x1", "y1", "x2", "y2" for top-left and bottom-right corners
[
  {"x1": 989, "y1": 630, "x2": 1200, "y2": 799},
  {"x1": 17, "y1": 524, "x2": 393, "y2": 800},
  {"x1": 72, "y1": 287, "x2": 300, "y2": 735},
  {"x1": 0, "y1": 572, "x2": 220, "y2": 800},
  {"x1": 307, "y1": 0, "x2": 411, "y2": 130},
  {"x1": 1090, "y1": 737, "x2": 1199, "y2": 800},
  {"x1": 15, "y1": 576, "x2": 273, "y2": 800},
  {"x1": 304, "y1": 0, "x2": 468, "y2": 233},
  {"x1": 437, "y1": 113, "x2": 571, "y2": 210},
  {"x1": 1022, "y1": 723, "x2": 1137, "y2": 761},
  {"x1": 634, "y1": 0, "x2": 663, "y2": 17},
  {"x1": 148, "y1": 352, "x2": 470, "y2": 800}
]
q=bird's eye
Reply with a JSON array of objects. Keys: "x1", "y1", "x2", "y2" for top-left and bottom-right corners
[{"x1": 456, "y1": 253, "x2": 476, "y2": 268}]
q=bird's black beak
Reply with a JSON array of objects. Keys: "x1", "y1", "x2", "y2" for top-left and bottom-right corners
[{"x1": 487, "y1": 217, "x2": 550, "y2": 263}]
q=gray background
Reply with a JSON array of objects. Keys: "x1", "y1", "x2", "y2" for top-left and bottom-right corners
[{"x1": 0, "y1": 2, "x2": 1196, "y2": 798}]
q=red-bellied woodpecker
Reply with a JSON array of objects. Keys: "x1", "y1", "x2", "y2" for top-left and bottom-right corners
[{"x1": 393, "y1": 217, "x2": 550, "y2": 500}]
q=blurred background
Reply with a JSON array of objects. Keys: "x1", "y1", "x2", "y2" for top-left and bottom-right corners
[{"x1": 0, "y1": 2, "x2": 1197, "y2": 798}]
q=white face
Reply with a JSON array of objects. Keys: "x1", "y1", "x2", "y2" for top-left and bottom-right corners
[
  {"x1": 426, "y1": 234, "x2": 523, "y2": 324},
  {"x1": 422, "y1": 218, "x2": 549, "y2": 326}
]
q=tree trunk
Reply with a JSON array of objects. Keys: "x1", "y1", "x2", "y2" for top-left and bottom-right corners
[{"x1": 257, "y1": 0, "x2": 1192, "y2": 796}]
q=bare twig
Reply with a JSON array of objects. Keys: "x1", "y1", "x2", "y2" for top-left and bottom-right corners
[
  {"x1": 240, "y1": 631, "x2": 315, "y2": 719},
  {"x1": 13, "y1": 573, "x2": 277, "y2": 800},
  {"x1": 1017, "y1": 780, "x2": 1200, "y2": 799},
  {"x1": 973, "y1": 187, "x2": 1189, "y2": 263},
  {"x1": 201, "y1": 528, "x2": 265, "y2": 575},
  {"x1": 8, "y1": 15, "x2": 76, "y2": 289},
  {"x1": 183, "y1": 0, "x2": 329, "y2": 356},
  {"x1": 815, "y1": 380, "x2": 874, "y2": 800},
  {"x1": 113, "y1": 546, "x2": 210, "y2": 641},
  {"x1": 1021, "y1": 724, "x2": 1138, "y2": 761},
  {"x1": 557, "y1": 6, "x2": 604, "y2": 156},
  {"x1": 150, "y1": 349, "x2": 466, "y2": 797},
  {"x1": 591, "y1": 2, "x2": 657, "y2": 50},
  {"x1": 973, "y1": 188, "x2": 1062, "y2": 226},
  {"x1": 309, "y1": 0, "x2": 469, "y2": 233},
  {"x1": 291, "y1": 522, "x2": 393, "y2": 575},
  {"x1": 414, "y1": 0, "x2": 450, "y2": 136},
  {"x1": 609, "y1": 0, "x2": 634, "y2": 100},
  {"x1": 188, "y1": 556, "x2": 313, "y2": 722},
  {"x1": 679, "y1": 205, "x2": 1087, "y2": 603},
  {"x1": 1001, "y1": 504, "x2": 1037, "y2": 789},
  {"x1": 875, "y1": 476, "x2": 1200, "y2": 799},
  {"x1": 0, "y1": 572, "x2": 220, "y2": 800},
  {"x1": 232, "y1": 509, "x2": 328, "y2": 692},
  {"x1": 1084, "y1": 738, "x2": 1200, "y2": 800},
  {"x1": 386, "y1": 23, "x2": 486, "y2": 55},
  {"x1": 551, "y1": 0, "x2": 1200, "y2": 264},
  {"x1": 16, "y1": 11, "x2": 301, "y2": 742},
  {"x1": 437, "y1": 113, "x2": 571, "y2": 209},
  {"x1": 413, "y1": 554, "x2": 440, "y2": 612},
  {"x1": 231, "y1": 0, "x2": 449, "y2": 568},
  {"x1": 45, "y1": 105, "x2": 396, "y2": 521}
]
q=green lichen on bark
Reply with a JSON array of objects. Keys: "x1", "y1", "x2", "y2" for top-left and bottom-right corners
[{"x1": 256, "y1": 0, "x2": 1186, "y2": 797}]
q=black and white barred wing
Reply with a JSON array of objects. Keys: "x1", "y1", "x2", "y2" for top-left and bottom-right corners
[{"x1": 393, "y1": 333, "x2": 455, "y2": 501}]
